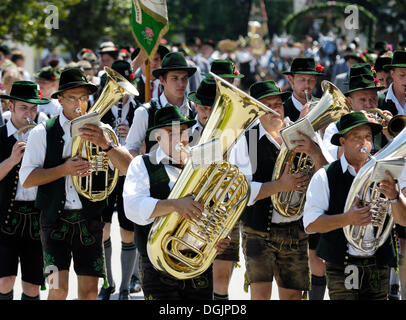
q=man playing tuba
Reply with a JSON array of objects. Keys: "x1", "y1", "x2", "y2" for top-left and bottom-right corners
[
  {"x1": 123, "y1": 105, "x2": 230, "y2": 300},
  {"x1": 20, "y1": 67, "x2": 132, "y2": 300}
]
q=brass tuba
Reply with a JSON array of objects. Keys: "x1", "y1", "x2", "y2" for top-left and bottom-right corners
[
  {"x1": 72, "y1": 67, "x2": 139, "y2": 202},
  {"x1": 343, "y1": 120, "x2": 406, "y2": 254},
  {"x1": 271, "y1": 81, "x2": 352, "y2": 217},
  {"x1": 147, "y1": 73, "x2": 275, "y2": 279}
]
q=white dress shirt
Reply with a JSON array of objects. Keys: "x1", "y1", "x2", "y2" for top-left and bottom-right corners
[
  {"x1": 229, "y1": 122, "x2": 303, "y2": 224},
  {"x1": 20, "y1": 110, "x2": 83, "y2": 210},
  {"x1": 125, "y1": 93, "x2": 192, "y2": 153},
  {"x1": 123, "y1": 146, "x2": 182, "y2": 226},
  {"x1": 385, "y1": 83, "x2": 406, "y2": 115},
  {"x1": 303, "y1": 154, "x2": 375, "y2": 257},
  {"x1": 323, "y1": 122, "x2": 339, "y2": 161},
  {"x1": 141, "y1": 75, "x2": 161, "y2": 100},
  {"x1": 5, "y1": 120, "x2": 38, "y2": 201}
]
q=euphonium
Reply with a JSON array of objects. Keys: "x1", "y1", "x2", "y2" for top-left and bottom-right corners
[
  {"x1": 72, "y1": 67, "x2": 139, "y2": 202},
  {"x1": 147, "y1": 72, "x2": 276, "y2": 279},
  {"x1": 343, "y1": 119, "x2": 406, "y2": 254},
  {"x1": 271, "y1": 81, "x2": 352, "y2": 217}
]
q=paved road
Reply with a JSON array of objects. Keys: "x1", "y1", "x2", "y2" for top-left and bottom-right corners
[{"x1": 12, "y1": 214, "x2": 329, "y2": 300}]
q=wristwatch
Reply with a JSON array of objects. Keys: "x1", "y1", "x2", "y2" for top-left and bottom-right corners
[
  {"x1": 102, "y1": 141, "x2": 115, "y2": 153},
  {"x1": 389, "y1": 194, "x2": 399, "y2": 204}
]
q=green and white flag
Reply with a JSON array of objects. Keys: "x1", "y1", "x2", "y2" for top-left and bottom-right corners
[{"x1": 131, "y1": 0, "x2": 169, "y2": 60}]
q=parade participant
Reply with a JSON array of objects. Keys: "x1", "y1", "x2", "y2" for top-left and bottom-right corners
[
  {"x1": 304, "y1": 112, "x2": 403, "y2": 300},
  {"x1": 282, "y1": 57, "x2": 324, "y2": 122},
  {"x1": 0, "y1": 81, "x2": 50, "y2": 300},
  {"x1": 323, "y1": 64, "x2": 387, "y2": 161},
  {"x1": 397, "y1": 167, "x2": 406, "y2": 299},
  {"x1": 125, "y1": 52, "x2": 197, "y2": 157},
  {"x1": 334, "y1": 52, "x2": 367, "y2": 93},
  {"x1": 202, "y1": 59, "x2": 244, "y2": 85},
  {"x1": 201, "y1": 62, "x2": 244, "y2": 300},
  {"x1": 34, "y1": 66, "x2": 62, "y2": 118},
  {"x1": 20, "y1": 67, "x2": 133, "y2": 300},
  {"x1": 374, "y1": 55, "x2": 393, "y2": 93},
  {"x1": 98, "y1": 41, "x2": 119, "y2": 77},
  {"x1": 97, "y1": 60, "x2": 139, "y2": 300},
  {"x1": 130, "y1": 45, "x2": 170, "y2": 104},
  {"x1": 123, "y1": 105, "x2": 229, "y2": 300},
  {"x1": 378, "y1": 50, "x2": 406, "y2": 116},
  {"x1": 229, "y1": 80, "x2": 328, "y2": 300}
]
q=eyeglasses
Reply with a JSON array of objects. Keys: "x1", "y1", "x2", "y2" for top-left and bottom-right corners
[{"x1": 62, "y1": 94, "x2": 88, "y2": 105}]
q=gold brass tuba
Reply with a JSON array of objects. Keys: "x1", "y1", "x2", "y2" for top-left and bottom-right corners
[
  {"x1": 147, "y1": 73, "x2": 275, "y2": 279},
  {"x1": 343, "y1": 120, "x2": 406, "y2": 254},
  {"x1": 72, "y1": 67, "x2": 139, "y2": 202},
  {"x1": 271, "y1": 81, "x2": 352, "y2": 217}
]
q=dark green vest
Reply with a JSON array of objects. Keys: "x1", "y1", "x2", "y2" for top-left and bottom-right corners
[
  {"x1": 240, "y1": 125, "x2": 279, "y2": 232},
  {"x1": 316, "y1": 160, "x2": 396, "y2": 267},
  {"x1": 378, "y1": 91, "x2": 398, "y2": 116},
  {"x1": 134, "y1": 153, "x2": 171, "y2": 255},
  {"x1": 35, "y1": 116, "x2": 106, "y2": 224}
]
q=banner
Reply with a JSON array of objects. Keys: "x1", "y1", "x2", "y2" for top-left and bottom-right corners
[{"x1": 131, "y1": 0, "x2": 169, "y2": 61}]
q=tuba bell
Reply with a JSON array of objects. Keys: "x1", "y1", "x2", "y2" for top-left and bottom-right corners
[
  {"x1": 271, "y1": 81, "x2": 352, "y2": 217},
  {"x1": 71, "y1": 67, "x2": 139, "y2": 202},
  {"x1": 147, "y1": 72, "x2": 275, "y2": 279},
  {"x1": 343, "y1": 117, "x2": 406, "y2": 254}
]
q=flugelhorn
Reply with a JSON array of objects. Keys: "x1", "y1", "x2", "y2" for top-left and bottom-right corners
[
  {"x1": 271, "y1": 81, "x2": 352, "y2": 217},
  {"x1": 71, "y1": 67, "x2": 139, "y2": 202},
  {"x1": 147, "y1": 72, "x2": 276, "y2": 279}
]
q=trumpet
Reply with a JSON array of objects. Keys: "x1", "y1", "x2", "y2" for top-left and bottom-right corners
[{"x1": 17, "y1": 117, "x2": 37, "y2": 141}]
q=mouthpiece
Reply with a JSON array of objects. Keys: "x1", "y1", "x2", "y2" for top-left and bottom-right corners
[
  {"x1": 360, "y1": 147, "x2": 375, "y2": 161},
  {"x1": 75, "y1": 108, "x2": 81, "y2": 115},
  {"x1": 304, "y1": 90, "x2": 310, "y2": 103}
]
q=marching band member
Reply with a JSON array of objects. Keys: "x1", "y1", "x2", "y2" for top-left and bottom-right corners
[
  {"x1": 0, "y1": 81, "x2": 50, "y2": 300},
  {"x1": 323, "y1": 64, "x2": 388, "y2": 161},
  {"x1": 97, "y1": 60, "x2": 139, "y2": 300},
  {"x1": 229, "y1": 80, "x2": 328, "y2": 300},
  {"x1": 123, "y1": 105, "x2": 229, "y2": 300},
  {"x1": 282, "y1": 57, "x2": 327, "y2": 300},
  {"x1": 34, "y1": 66, "x2": 63, "y2": 118},
  {"x1": 20, "y1": 67, "x2": 132, "y2": 300},
  {"x1": 125, "y1": 52, "x2": 197, "y2": 157},
  {"x1": 303, "y1": 112, "x2": 402, "y2": 300},
  {"x1": 201, "y1": 60, "x2": 245, "y2": 300}
]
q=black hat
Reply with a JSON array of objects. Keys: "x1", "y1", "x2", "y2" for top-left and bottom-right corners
[
  {"x1": 374, "y1": 55, "x2": 393, "y2": 72},
  {"x1": 344, "y1": 52, "x2": 367, "y2": 64},
  {"x1": 202, "y1": 59, "x2": 244, "y2": 79},
  {"x1": 345, "y1": 74, "x2": 385, "y2": 96},
  {"x1": 282, "y1": 58, "x2": 324, "y2": 75},
  {"x1": 51, "y1": 67, "x2": 98, "y2": 99},
  {"x1": 187, "y1": 79, "x2": 217, "y2": 106},
  {"x1": 383, "y1": 50, "x2": 406, "y2": 70},
  {"x1": 0, "y1": 81, "x2": 50, "y2": 104},
  {"x1": 249, "y1": 80, "x2": 290, "y2": 102},
  {"x1": 331, "y1": 112, "x2": 382, "y2": 146},
  {"x1": 146, "y1": 105, "x2": 196, "y2": 137},
  {"x1": 110, "y1": 60, "x2": 135, "y2": 82},
  {"x1": 34, "y1": 66, "x2": 60, "y2": 81},
  {"x1": 131, "y1": 45, "x2": 170, "y2": 61},
  {"x1": 152, "y1": 52, "x2": 197, "y2": 79}
]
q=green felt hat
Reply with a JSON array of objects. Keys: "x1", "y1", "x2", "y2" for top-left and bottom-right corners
[
  {"x1": 383, "y1": 50, "x2": 406, "y2": 70},
  {"x1": 51, "y1": 67, "x2": 98, "y2": 99},
  {"x1": 152, "y1": 52, "x2": 197, "y2": 78},
  {"x1": 331, "y1": 112, "x2": 382, "y2": 146},
  {"x1": 344, "y1": 74, "x2": 385, "y2": 96},
  {"x1": 249, "y1": 80, "x2": 290, "y2": 102},
  {"x1": 187, "y1": 78, "x2": 217, "y2": 107},
  {"x1": 34, "y1": 66, "x2": 60, "y2": 81},
  {"x1": 146, "y1": 105, "x2": 196, "y2": 136},
  {"x1": 0, "y1": 81, "x2": 50, "y2": 104},
  {"x1": 202, "y1": 59, "x2": 244, "y2": 79},
  {"x1": 282, "y1": 57, "x2": 324, "y2": 75}
]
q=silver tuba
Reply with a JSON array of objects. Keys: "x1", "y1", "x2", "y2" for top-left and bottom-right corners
[{"x1": 343, "y1": 121, "x2": 406, "y2": 254}]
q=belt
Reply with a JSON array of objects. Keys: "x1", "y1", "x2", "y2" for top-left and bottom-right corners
[
  {"x1": 270, "y1": 218, "x2": 303, "y2": 228},
  {"x1": 348, "y1": 255, "x2": 377, "y2": 267},
  {"x1": 12, "y1": 201, "x2": 37, "y2": 214}
]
